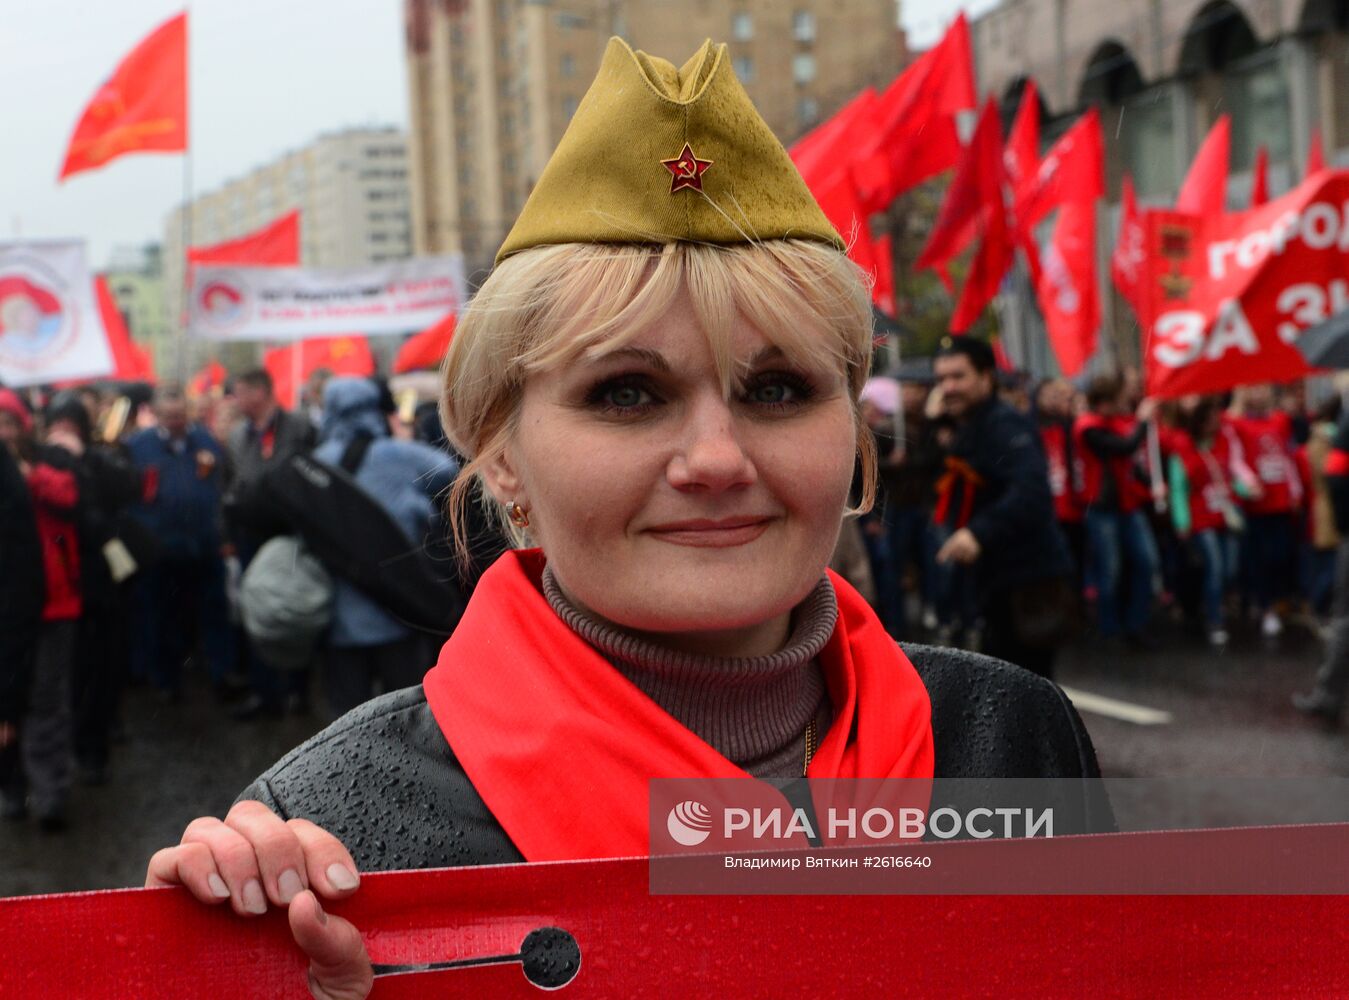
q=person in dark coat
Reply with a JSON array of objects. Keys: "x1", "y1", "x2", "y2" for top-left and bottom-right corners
[
  {"x1": 933, "y1": 338, "x2": 1075, "y2": 679},
  {"x1": 144, "y1": 40, "x2": 1107, "y2": 998},
  {"x1": 126, "y1": 388, "x2": 234, "y2": 701},
  {"x1": 0, "y1": 392, "x2": 45, "y2": 823},
  {"x1": 224, "y1": 368, "x2": 316, "y2": 718}
]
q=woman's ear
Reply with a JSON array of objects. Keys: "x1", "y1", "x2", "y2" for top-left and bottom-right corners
[{"x1": 480, "y1": 448, "x2": 526, "y2": 508}]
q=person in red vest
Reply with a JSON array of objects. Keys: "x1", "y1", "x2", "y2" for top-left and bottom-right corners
[
  {"x1": 141, "y1": 39, "x2": 1110, "y2": 996},
  {"x1": 1167, "y1": 398, "x2": 1243, "y2": 647},
  {"x1": 1227, "y1": 383, "x2": 1303, "y2": 638},
  {"x1": 1074, "y1": 373, "x2": 1160, "y2": 643},
  {"x1": 1034, "y1": 378, "x2": 1085, "y2": 586}
]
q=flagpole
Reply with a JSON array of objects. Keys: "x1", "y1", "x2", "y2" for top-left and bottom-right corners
[{"x1": 177, "y1": 5, "x2": 192, "y2": 387}]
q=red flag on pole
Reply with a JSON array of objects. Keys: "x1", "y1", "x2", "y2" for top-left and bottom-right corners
[
  {"x1": 393, "y1": 312, "x2": 456, "y2": 374},
  {"x1": 188, "y1": 211, "x2": 300, "y2": 267},
  {"x1": 851, "y1": 14, "x2": 975, "y2": 212},
  {"x1": 1250, "y1": 146, "x2": 1269, "y2": 208},
  {"x1": 1175, "y1": 115, "x2": 1229, "y2": 216},
  {"x1": 1004, "y1": 80, "x2": 1041, "y2": 221},
  {"x1": 1111, "y1": 174, "x2": 1146, "y2": 315},
  {"x1": 1035, "y1": 200, "x2": 1099, "y2": 377},
  {"x1": 1306, "y1": 128, "x2": 1326, "y2": 178},
  {"x1": 58, "y1": 12, "x2": 187, "y2": 181},
  {"x1": 264, "y1": 336, "x2": 374, "y2": 410},
  {"x1": 917, "y1": 98, "x2": 1005, "y2": 277},
  {"x1": 188, "y1": 360, "x2": 227, "y2": 398},
  {"x1": 94, "y1": 277, "x2": 156, "y2": 382}
]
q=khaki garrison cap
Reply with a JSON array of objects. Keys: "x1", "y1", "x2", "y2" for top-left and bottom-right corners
[{"x1": 494, "y1": 36, "x2": 846, "y2": 264}]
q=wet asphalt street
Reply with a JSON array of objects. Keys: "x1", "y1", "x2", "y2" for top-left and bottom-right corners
[{"x1": 2, "y1": 614, "x2": 1346, "y2": 898}]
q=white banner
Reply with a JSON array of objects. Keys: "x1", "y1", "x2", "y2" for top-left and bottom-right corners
[
  {"x1": 187, "y1": 255, "x2": 466, "y2": 341},
  {"x1": 0, "y1": 241, "x2": 111, "y2": 387}
]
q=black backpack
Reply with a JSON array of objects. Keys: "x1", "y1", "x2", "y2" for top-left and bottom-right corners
[{"x1": 261, "y1": 433, "x2": 466, "y2": 637}]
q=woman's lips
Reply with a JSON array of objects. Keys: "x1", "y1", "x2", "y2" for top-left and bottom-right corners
[{"x1": 646, "y1": 517, "x2": 774, "y2": 548}]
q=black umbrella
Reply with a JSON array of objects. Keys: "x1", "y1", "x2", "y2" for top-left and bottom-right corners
[{"x1": 1296, "y1": 308, "x2": 1349, "y2": 369}]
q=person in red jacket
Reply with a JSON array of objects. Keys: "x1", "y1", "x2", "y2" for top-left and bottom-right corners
[
  {"x1": 0, "y1": 404, "x2": 83, "y2": 831},
  {"x1": 1168, "y1": 398, "x2": 1241, "y2": 646},
  {"x1": 1074, "y1": 374, "x2": 1160, "y2": 643},
  {"x1": 1227, "y1": 383, "x2": 1303, "y2": 638}
]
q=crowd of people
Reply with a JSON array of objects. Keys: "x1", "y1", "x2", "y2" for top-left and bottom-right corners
[
  {"x1": 849, "y1": 337, "x2": 1348, "y2": 721},
  {"x1": 0, "y1": 369, "x2": 473, "y2": 832},
  {"x1": 4, "y1": 339, "x2": 1349, "y2": 832}
]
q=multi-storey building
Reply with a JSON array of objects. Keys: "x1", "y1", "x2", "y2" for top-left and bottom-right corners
[
  {"x1": 103, "y1": 243, "x2": 169, "y2": 371},
  {"x1": 161, "y1": 127, "x2": 413, "y2": 375},
  {"x1": 405, "y1": 0, "x2": 905, "y2": 278}
]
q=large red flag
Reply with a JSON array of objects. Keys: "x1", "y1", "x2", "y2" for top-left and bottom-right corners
[
  {"x1": 1018, "y1": 107, "x2": 1105, "y2": 229},
  {"x1": 58, "y1": 13, "x2": 187, "y2": 181},
  {"x1": 188, "y1": 211, "x2": 300, "y2": 267},
  {"x1": 950, "y1": 203, "x2": 1013, "y2": 332},
  {"x1": 942, "y1": 100, "x2": 1014, "y2": 332},
  {"x1": 1306, "y1": 128, "x2": 1326, "y2": 177},
  {"x1": 851, "y1": 14, "x2": 975, "y2": 212},
  {"x1": 789, "y1": 89, "x2": 890, "y2": 312},
  {"x1": 1111, "y1": 173, "x2": 1146, "y2": 315},
  {"x1": 264, "y1": 336, "x2": 374, "y2": 409},
  {"x1": 1035, "y1": 200, "x2": 1099, "y2": 377},
  {"x1": 94, "y1": 276, "x2": 156, "y2": 382},
  {"x1": 917, "y1": 98, "x2": 1005, "y2": 276},
  {"x1": 1250, "y1": 146, "x2": 1270, "y2": 208},
  {"x1": 1175, "y1": 115, "x2": 1229, "y2": 216},
  {"x1": 1004, "y1": 80, "x2": 1041, "y2": 219},
  {"x1": 393, "y1": 312, "x2": 456, "y2": 373}
]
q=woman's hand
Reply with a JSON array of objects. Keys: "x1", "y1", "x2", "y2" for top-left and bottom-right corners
[{"x1": 146, "y1": 800, "x2": 373, "y2": 999}]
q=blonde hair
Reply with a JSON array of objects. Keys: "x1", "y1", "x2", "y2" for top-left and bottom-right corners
[{"x1": 440, "y1": 239, "x2": 878, "y2": 559}]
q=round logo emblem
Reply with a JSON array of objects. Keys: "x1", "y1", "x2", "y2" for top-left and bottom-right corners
[
  {"x1": 0, "y1": 258, "x2": 79, "y2": 372},
  {"x1": 666, "y1": 799, "x2": 713, "y2": 847}
]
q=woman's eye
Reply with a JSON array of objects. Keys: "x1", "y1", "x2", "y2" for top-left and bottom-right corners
[
  {"x1": 745, "y1": 373, "x2": 813, "y2": 408},
  {"x1": 585, "y1": 377, "x2": 660, "y2": 415},
  {"x1": 606, "y1": 384, "x2": 650, "y2": 408}
]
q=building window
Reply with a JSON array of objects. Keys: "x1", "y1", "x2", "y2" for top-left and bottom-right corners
[
  {"x1": 561, "y1": 53, "x2": 575, "y2": 78},
  {"x1": 733, "y1": 56, "x2": 754, "y2": 83},
  {"x1": 797, "y1": 97, "x2": 820, "y2": 127},
  {"x1": 792, "y1": 10, "x2": 816, "y2": 42},
  {"x1": 793, "y1": 53, "x2": 816, "y2": 85},
  {"x1": 731, "y1": 11, "x2": 753, "y2": 41}
]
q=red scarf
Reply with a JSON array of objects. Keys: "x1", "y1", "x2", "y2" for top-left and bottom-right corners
[{"x1": 423, "y1": 549, "x2": 935, "y2": 862}]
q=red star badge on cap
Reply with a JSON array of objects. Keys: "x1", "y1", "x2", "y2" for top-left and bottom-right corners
[{"x1": 661, "y1": 142, "x2": 713, "y2": 194}]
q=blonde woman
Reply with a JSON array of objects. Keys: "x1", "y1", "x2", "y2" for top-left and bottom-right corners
[{"x1": 145, "y1": 39, "x2": 1104, "y2": 997}]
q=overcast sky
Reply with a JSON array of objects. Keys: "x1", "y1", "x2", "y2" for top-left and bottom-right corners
[{"x1": 1, "y1": 1, "x2": 996, "y2": 270}]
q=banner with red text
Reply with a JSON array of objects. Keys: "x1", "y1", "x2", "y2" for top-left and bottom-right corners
[
  {"x1": 187, "y1": 255, "x2": 465, "y2": 342},
  {"x1": 1140, "y1": 172, "x2": 1349, "y2": 398},
  {"x1": 0, "y1": 241, "x2": 113, "y2": 386}
]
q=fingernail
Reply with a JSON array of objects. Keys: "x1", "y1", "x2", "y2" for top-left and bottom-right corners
[
  {"x1": 326, "y1": 863, "x2": 359, "y2": 890},
  {"x1": 242, "y1": 878, "x2": 267, "y2": 914},
  {"x1": 207, "y1": 873, "x2": 231, "y2": 899},
  {"x1": 277, "y1": 868, "x2": 303, "y2": 903},
  {"x1": 313, "y1": 895, "x2": 329, "y2": 926}
]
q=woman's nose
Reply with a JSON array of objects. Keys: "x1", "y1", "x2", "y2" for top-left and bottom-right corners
[{"x1": 666, "y1": 396, "x2": 757, "y2": 493}]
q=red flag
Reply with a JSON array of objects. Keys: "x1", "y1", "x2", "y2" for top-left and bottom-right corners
[
  {"x1": 950, "y1": 202, "x2": 1013, "y2": 332},
  {"x1": 58, "y1": 13, "x2": 187, "y2": 181},
  {"x1": 1175, "y1": 115, "x2": 1229, "y2": 216},
  {"x1": 790, "y1": 89, "x2": 890, "y2": 310},
  {"x1": 917, "y1": 97, "x2": 1005, "y2": 276},
  {"x1": 188, "y1": 211, "x2": 300, "y2": 266},
  {"x1": 851, "y1": 14, "x2": 975, "y2": 212},
  {"x1": 393, "y1": 312, "x2": 456, "y2": 373},
  {"x1": 1307, "y1": 128, "x2": 1326, "y2": 178},
  {"x1": 1004, "y1": 80, "x2": 1041, "y2": 220},
  {"x1": 1035, "y1": 200, "x2": 1099, "y2": 377},
  {"x1": 1250, "y1": 146, "x2": 1269, "y2": 208},
  {"x1": 264, "y1": 336, "x2": 374, "y2": 409},
  {"x1": 1018, "y1": 108, "x2": 1105, "y2": 229},
  {"x1": 1111, "y1": 174, "x2": 1146, "y2": 315},
  {"x1": 188, "y1": 360, "x2": 227, "y2": 398},
  {"x1": 94, "y1": 277, "x2": 156, "y2": 382}
]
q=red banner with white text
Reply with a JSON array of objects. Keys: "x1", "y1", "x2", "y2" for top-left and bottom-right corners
[{"x1": 1140, "y1": 172, "x2": 1349, "y2": 398}]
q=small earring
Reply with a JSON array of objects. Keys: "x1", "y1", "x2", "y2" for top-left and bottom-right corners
[{"x1": 507, "y1": 500, "x2": 530, "y2": 528}]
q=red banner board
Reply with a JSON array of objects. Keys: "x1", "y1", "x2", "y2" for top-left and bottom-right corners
[
  {"x1": 1139, "y1": 172, "x2": 1349, "y2": 398},
  {"x1": 3, "y1": 826, "x2": 1348, "y2": 997}
]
